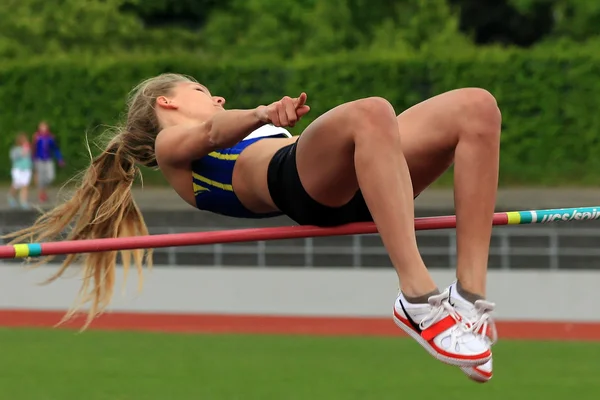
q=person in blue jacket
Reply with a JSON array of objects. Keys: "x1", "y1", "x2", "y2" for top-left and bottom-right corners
[{"x1": 31, "y1": 121, "x2": 65, "y2": 204}]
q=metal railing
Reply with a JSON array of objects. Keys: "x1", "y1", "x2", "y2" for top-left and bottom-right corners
[{"x1": 3, "y1": 225, "x2": 594, "y2": 270}]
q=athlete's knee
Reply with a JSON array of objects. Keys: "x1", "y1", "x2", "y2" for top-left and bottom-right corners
[
  {"x1": 463, "y1": 88, "x2": 501, "y2": 124},
  {"x1": 457, "y1": 88, "x2": 502, "y2": 141},
  {"x1": 346, "y1": 97, "x2": 399, "y2": 140},
  {"x1": 351, "y1": 97, "x2": 396, "y2": 121}
]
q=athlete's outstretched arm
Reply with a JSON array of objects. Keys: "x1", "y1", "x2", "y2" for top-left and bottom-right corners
[
  {"x1": 156, "y1": 93, "x2": 309, "y2": 166},
  {"x1": 155, "y1": 110, "x2": 262, "y2": 166}
]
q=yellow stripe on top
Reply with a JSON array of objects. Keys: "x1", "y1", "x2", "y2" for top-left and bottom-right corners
[
  {"x1": 207, "y1": 151, "x2": 239, "y2": 161},
  {"x1": 192, "y1": 172, "x2": 233, "y2": 191},
  {"x1": 193, "y1": 182, "x2": 210, "y2": 194}
]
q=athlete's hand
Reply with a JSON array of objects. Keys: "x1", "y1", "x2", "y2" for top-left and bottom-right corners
[{"x1": 255, "y1": 93, "x2": 310, "y2": 128}]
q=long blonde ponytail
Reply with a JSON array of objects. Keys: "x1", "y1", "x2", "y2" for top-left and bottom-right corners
[
  {"x1": 2, "y1": 73, "x2": 194, "y2": 328},
  {"x1": 4, "y1": 133, "x2": 151, "y2": 328}
]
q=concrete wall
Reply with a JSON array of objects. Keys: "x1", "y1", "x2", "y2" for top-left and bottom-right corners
[{"x1": 1, "y1": 264, "x2": 598, "y2": 322}]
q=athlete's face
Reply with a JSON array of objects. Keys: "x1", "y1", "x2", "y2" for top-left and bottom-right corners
[{"x1": 156, "y1": 81, "x2": 226, "y2": 123}]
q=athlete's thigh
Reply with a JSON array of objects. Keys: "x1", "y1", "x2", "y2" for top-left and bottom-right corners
[
  {"x1": 396, "y1": 90, "x2": 465, "y2": 196},
  {"x1": 294, "y1": 101, "x2": 362, "y2": 207}
]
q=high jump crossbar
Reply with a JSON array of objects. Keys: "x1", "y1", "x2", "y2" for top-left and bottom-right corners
[{"x1": 0, "y1": 206, "x2": 599, "y2": 259}]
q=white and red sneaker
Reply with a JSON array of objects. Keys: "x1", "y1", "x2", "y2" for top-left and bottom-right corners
[
  {"x1": 393, "y1": 290, "x2": 492, "y2": 368},
  {"x1": 462, "y1": 358, "x2": 493, "y2": 383},
  {"x1": 448, "y1": 283, "x2": 498, "y2": 383}
]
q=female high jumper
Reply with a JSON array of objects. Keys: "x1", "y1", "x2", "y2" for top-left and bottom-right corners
[{"x1": 5, "y1": 73, "x2": 500, "y2": 383}]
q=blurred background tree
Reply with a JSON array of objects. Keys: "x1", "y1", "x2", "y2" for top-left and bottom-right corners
[
  {"x1": 2, "y1": 0, "x2": 599, "y2": 60},
  {"x1": 2, "y1": 0, "x2": 599, "y2": 185}
]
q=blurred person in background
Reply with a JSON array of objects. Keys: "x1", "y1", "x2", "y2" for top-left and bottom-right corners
[
  {"x1": 8, "y1": 132, "x2": 33, "y2": 210},
  {"x1": 31, "y1": 121, "x2": 65, "y2": 204}
]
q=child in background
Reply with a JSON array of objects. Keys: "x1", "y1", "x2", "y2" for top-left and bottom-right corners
[{"x1": 8, "y1": 133, "x2": 33, "y2": 209}]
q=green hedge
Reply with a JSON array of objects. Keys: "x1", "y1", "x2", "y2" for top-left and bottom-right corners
[{"x1": 2, "y1": 50, "x2": 600, "y2": 186}]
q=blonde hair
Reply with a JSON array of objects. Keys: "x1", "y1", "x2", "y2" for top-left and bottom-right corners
[
  {"x1": 3, "y1": 73, "x2": 195, "y2": 328},
  {"x1": 15, "y1": 132, "x2": 29, "y2": 146}
]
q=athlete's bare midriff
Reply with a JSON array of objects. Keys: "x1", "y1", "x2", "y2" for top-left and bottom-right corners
[
  {"x1": 161, "y1": 135, "x2": 298, "y2": 213},
  {"x1": 232, "y1": 135, "x2": 298, "y2": 213}
]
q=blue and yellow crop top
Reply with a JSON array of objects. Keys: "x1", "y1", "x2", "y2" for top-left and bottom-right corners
[{"x1": 191, "y1": 124, "x2": 292, "y2": 218}]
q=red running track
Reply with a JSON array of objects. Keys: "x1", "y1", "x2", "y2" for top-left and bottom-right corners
[{"x1": 1, "y1": 309, "x2": 599, "y2": 341}]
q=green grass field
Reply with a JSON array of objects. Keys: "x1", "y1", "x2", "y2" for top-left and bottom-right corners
[{"x1": 1, "y1": 328, "x2": 598, "y2": 400}]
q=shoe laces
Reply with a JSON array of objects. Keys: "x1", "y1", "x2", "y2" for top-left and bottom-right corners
[
  {"x1": 418, "y1": 291, "x2": 474, "y2": 348},
  {"x1": 464, "y1": 300, "x2": 498, "y2": 345}
]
